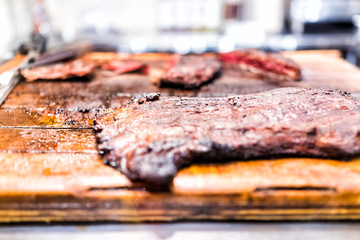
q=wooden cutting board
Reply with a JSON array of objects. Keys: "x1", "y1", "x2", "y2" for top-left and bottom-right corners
[{"x1": 1, "y1": 50, "x2": 360, "y2": 222}]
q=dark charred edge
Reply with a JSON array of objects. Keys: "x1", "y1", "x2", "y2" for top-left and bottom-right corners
[
  {"x1": 125, "y1": 65, "x2": 149, "y2": 74},
  {"x1": 123, "y1": 65, "x2": 148, "y2": 74},
  {"x1": 88, "y1": 186, "x2": 147, "y2": 192},
  {"x1": 159, "y1": 70, "x2": 222, "y2": 90},
  {"x1": 254, "y1": 186, "x2": 337, "y2": 193},
  {"x1": 97, "y1": 147, "x2": 174, "y2": 192},
  {"x1": 132, "y1": 93, "x2": 161, "y2": 104},
  {"x1": 99, "y1": 150, "x2": 178, "y2": 191},
  {"x1": 101, "y1": 65, "x2": 148, "y2": 75},
  {"x1": 21, "y1": 73, "x2": 95, "y2": 83},
  {"x1": 88, "y1": 184, "x2": 171, "y2": 193},
  {"x1": 17, "y1": 71, "x2": 26, "y2": 81},
  {"x1": 93, "y1": 124, "x2": 103, "y2": 134},
  {"x1": 192, "y1": 152, "x2": 360, "y2": 165},
  {"x1": 338, "y1": 90, "x2": 357, "y2": 101}
]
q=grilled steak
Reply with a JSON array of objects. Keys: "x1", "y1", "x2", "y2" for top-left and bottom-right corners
[
  {"x1": 102, "y1": 60, "x2": 147, "y2": 74},
  {"x1": 95, "y1": 88, "x2": 360, "y2": 186},
  {"x1": 20, "y1": 59, "x2": 96, "y2": 82},
  {"x1": 219, "y1": 50, "x2": 301, "y2": 82},
  {"x1": 153, "y1": 55, "x2": 221, "y2": 89}
]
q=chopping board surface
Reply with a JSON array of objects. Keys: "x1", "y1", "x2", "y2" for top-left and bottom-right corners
[{"x1": 1, "y1": 50, "x2": 360, "y2": 222}]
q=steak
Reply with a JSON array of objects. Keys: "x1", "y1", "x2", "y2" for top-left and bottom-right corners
[
  {"x1": 20, "y1": 59, "x2": 96, "y2": 82},
  {"x1": 153, "y1": 55, "x2": 221, "y2": 89},
  {"x1": 95, "y1": 88, "x2": 360, "y2": 186},
  {"x1": 219, "y1": 50, "x2": 301, "y2": 82},
  {"x1": 102, "y1": 60, "x2": 147, "y2": 74}
]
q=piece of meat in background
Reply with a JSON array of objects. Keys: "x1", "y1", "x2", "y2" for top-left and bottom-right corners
[
  {"x1": 20, "y1": 59, "x2": 96, "y2": 82},
  {"x1": 219, "y1": 49, "x2": 301, "y2": 83},
  {"x1": 150, "y1": 55, "x2": 221, "y2": 89},
  {"x1": 101, "y1": 60, "x2": 148, "y2": 74}
]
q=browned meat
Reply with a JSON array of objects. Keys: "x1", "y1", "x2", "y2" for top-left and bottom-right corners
[
  {"x1": 153, "y1": 55, "x2": 221, "y2": 89},
  {"x1": 95, "y1": 88, "x2": 360, "y2": 186},
  {"x1": 219, "y1": 50, "x2": 301, "y2": 82},
  {"x1": 20, "y1": 59, "x2": 96, "y2": 82},
  {"x1": 102, "y1": 60, "x2": 147, "y2": 74}
]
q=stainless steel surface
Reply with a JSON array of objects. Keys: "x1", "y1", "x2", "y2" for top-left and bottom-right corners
[
  {"x1": 1, "y1": 222, "x2": 360, "y2": 240},
  {"x1": 290, "y1": 0, "x2": 360, "y2": 34},
  {"x1": 291, "y1": 0, "x2": 360, "y2": 22}
]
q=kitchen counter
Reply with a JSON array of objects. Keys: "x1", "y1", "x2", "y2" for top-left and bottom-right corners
[{"x1": 1, "y1": 222, "x2": 360, "y2": 240}]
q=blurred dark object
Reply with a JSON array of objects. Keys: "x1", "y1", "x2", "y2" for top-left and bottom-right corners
[
  {"x1": 283, "y1": 0, "x2": 360, "y2": 65},
  {"x1": 290, "y1": 0, "x2": 360, "y2": 34},
  {"x1": 224, "y1": 2, "x2": 245, "y2": 21}
]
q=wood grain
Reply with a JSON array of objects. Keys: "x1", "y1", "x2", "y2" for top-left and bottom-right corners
[
  {"x1": 1, "y1": 50, "x2": 360, "y2": 222},
  {"x1": 1, "y1": 92, "x2": 132, "y2": 110},
  {"x1": 173, "y1": 158, "x2": 360, "y2": 194},
  {"x1": 0, "y1": 153, "x2": 131, "y2": 194},
  {"x1": 0, "y1": 54, "x2": 26, "y2": 75},
  {"x1": 2, "y1": 154, "x2": 360, "y2": 222},
  {"x1": 0, "y1": 108, "x2": 94, "y2": 128},
  {"x1": 0, "y1": 128, "x2": 97, "y2": 153}
]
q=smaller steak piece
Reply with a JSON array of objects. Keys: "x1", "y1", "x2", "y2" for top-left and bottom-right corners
[
  {"x1": 102, "y1": 60, "x2": 147, "y2": 74},
  {"x1": 20, "y1": 59, "x2": 95, "y2": 82},
  {"x1": 219, "y1": 49, "x2": 301, "y2": 82},
  {"x1": 156, "y1": 55, "x2": 221, "y2": 89},
  {"x1": 95, "y1": 88, "x2": 360, "y2": 187}
]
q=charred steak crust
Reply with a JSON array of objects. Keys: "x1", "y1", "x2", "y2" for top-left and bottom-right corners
[
  {"x1": 219, "y1": 49, "x2": 301, "y2": 82},
  {"x1": 157, "y1": 55, "x2": 221, "y2": 89},
  {"x1": 20, "y1": 59, "x2": 96, "y2": 82},
  {"x1": 95, "y1": 88, "x2": 360, "y2": 186}
]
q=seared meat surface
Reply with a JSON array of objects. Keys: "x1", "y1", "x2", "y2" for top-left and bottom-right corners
[
  {"x1": 102, "y1": 60, "x2": 147, "y2": 74},
  {"x1": 95, "y1": 88, "x2": 360, "y2": 186},
  {"x1": 20, "y1": 59, "x2": 95, "y2": 82},
  {"x1": 219, "y1": 50, "x2": 301, "y2": 82},
  {"x1": 154, "y1": 55, "x2": 221, "y2": 89}
]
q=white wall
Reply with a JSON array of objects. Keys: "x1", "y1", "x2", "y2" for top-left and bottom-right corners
[
  {"x1": 249, "y1": 0, "x2": 284, "y2": 34},
  {"x1": 0, "y1": 0, "x2": 286, "y2": 57},
  {"x1": 45, "y1": 0, "x2": 284, "y2": 37},
  {"x1": 0, "y1": 0, "x2": 32, "y2": 59},
  {"x1": 45, "y1": 0, "x2": 158, "y2": 37},
  {"x1": 0, "y1": 0, "x2": 13, "y2": 56}
]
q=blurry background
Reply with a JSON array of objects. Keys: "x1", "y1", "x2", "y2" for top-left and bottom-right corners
[{"x1": 1, "y1": 0, "x2": 360, "y2": 64}]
